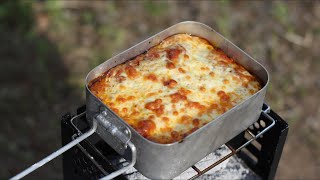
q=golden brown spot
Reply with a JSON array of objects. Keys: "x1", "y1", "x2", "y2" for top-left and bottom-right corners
[
  {"x1": 242, "y1": 82, "x2": 249, "y2": 88},
  {"x1": 253, "y1": 83, "x2": 261, "y2": 89},
  {"x1": 119, "y1": 85, "x2": 126, "y2": 90},
  {"x1": 249, "y1": 89, "x2": 255, "y2": 94},
  {"x1": 223, "y1": 79, "x2": 229, "y2": 84},
  {"x1": 162, "y1": 117, "x2": 169, "y2": 122},
  {"x1": 171, "y1": 131, "x2": 180, "y2": 140},
  {"x1": 201, "y1": 67, "x2": 210, "y2": 71},
  {"x1": 125, "y1": 65, "x2": 139, "y2": 79},
  {"x1": 219, "y1": 107, "x2": 228, "y2": 113},
  {"x1": 148, "y1": 115, "x2": 155, "y2": 120},
  {"x1": 170, "y1": 93, "x2": 187, "y2": 103},
  {"x1": 235, "y1": 69, "x2": 255, "y2": 81},
  {"x1": 146, "y1": 92, "x2": 157, "y2": 97},
  {"x1": 217, "y1": 91, "x2": 233, "y2": 110},
  {"x1": 186, "y1": 101, "x2": 206, "y2": 110},
  {"x1": 163, "y1": 79, "x2": 178, "y2": 88},
  {"x1": 234, "y1": 66, "x2": 246, "y2": 74},
  {"x1": 207, "y1": 45, "x2": 213, "y2": 50},
  {"x1": 178, "y1": 67, "x2": 186, "y2": 73},
  {"x1": 116, "y1": 76, "x2": 126, "y2": 83},
  {"x1": 198, "y1": 37, "x2": 211, "y2": 45},
  {"x1": 111, "y1": 108, "x2": 119, "y2": 114},
  {"x1": 209, "y1": 72, "x2": 215, "y2": 77},
  {"x1": 209, "y1": 103, "x2": 218, "y2": 110},
  {"x1": 160, "y1": 127, "x2": 172, "y2": 133},
  {"x1": 105, "y1": 68, "x2": 117, "y2": 78},
  {"x1": 192, "y1": 119, "x2": 200, "y2": 127},
  {"x1": 232, "y1": 76, "x2": 239, "y2": 81},
  {"x1": 116, "y1": 96, "x2": 126, "y2": 103},
  {"x1": 178, "y1": 88, "x2": 191, "y2": 95},
  {"x1": 214, "y1": 48, "x2": 233, "y2": 63},
  {"x1": 166, "y1": 62, "x2": 176, "y2": 69},
  {"x1": 217, "y1": 61, "x2": 229, "y2": 67},
  {"x1": 144, "y1": 73, "x2": 158, "y2": 82},
  {"x1": 115, "y1": 96, "x2": 135, "y2": 103},
  {"x1": 122, "y1": 108, "x2": 128, "y2": 113},
  {"x1": 113, "y1": 68, "x2": 124, "y2": 79},
  {"x1": 146, "y1": 51, "x2": 160, "y2": 59},
  {"x1": 128, "y1": 55, "x2": 143, "y2": 67},
  {"x1": 136, "y1": 120, "x2": 156, "y2": 137},
  {"x1": 145, "y1": 99, "x2": 165, "y2": 116},
  {"x1": 89, "y1": 81, "x2": 107, "y2": 93},
  {"x1": 131, "y1": 111, "x2": 139, "y2": 116},
  {"x1": 205, "y1": 103, "x2": 219, "y2": 115},
  {"x1": 166, "y1": 48, "x2": 182, "y2": 61},
  {"x1": 127, "y1": 96, "x2": 135, "y2": 100},
  {"x1": 180, "y1": 115, "x2": 192, "y2": 124},
  {"x1": 184, "y1": 54, "x2": 189, "y2": 59},
  {"x1": 199, "y1": 86, "x2": 206, "y2": 92},
  {"x1": 217, "y1": 91, "x2": 230, "y2": 102},
  {"x1": 186, "y1": 75, "x2": 191, "y2": 80},
  {"x1": 173, "y1": 111, "x2": 179, "y2": 116}
]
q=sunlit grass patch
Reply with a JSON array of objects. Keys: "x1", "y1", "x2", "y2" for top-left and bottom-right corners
[
  {"x1": 90, "y1": 25, "x2": 127, "y2": 68},
  {"x1": 44, "y1": 0, "x2": 73, "y2": 33},
  {"x1": 272, "y1": 1, "x2": 294, "y2": 32},
  {"x1": 144, "y1": 1, "x2": 168, "y2": 16},
  {"x1": 215, "y1": 0, "x2": 231, "y2": 38}
]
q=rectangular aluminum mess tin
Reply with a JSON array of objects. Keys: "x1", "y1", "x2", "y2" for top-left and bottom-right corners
[{"x1": 85, "y1": 21, "x2": 269, "y2": 179}]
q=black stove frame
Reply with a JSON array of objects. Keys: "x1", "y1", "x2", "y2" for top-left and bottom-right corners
[{"x1": 61, "y1": 105, "x2": 288, "y2": 180}]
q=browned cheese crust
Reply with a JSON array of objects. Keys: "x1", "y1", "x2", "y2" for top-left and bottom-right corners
[{"x1": 89, "y1": 34, "x2": 261, "y2": 144}]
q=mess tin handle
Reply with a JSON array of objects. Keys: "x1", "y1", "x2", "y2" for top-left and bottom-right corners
[
  {"x1": 93, "y1": 111, "x2": 137, "y2": 180},
  {"x1": 95, "y1": 111, "x2": 131, "y2": 146},
  {"x1": 11, "y1": 111, "x2": 136, "y2": 180}
]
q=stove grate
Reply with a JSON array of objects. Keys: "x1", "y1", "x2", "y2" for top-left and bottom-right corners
[{"x1": 61, "y1": 103, "x2": 288, "y2": 180}]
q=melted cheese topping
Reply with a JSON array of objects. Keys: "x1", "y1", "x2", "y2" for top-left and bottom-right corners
[{"x1": 89, "y1": 34, "x2": 261, "y2": 144}]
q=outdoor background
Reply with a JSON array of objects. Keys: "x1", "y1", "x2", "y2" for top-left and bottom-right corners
[{"x1": 1, "y1": 0, "x2": 319, "y2": 179}]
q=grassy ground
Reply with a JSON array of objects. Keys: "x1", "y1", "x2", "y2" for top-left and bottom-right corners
[{"x1": 1, "y1": 1, "x2": 319, "y2": 179}]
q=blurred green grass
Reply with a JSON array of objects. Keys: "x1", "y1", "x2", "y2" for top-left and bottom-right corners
[{"x1": 0, "y1": 1, "x2": 33, "y2": 33}]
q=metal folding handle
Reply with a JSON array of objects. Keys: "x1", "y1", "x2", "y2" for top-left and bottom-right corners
[
  {"x1": 10, "y1": 112, "x2": 97, "y2": 180},
  {"x1": 11, "y1": 111, "x2": 136, "y2": 180},
  {"x1": 94, "y1": 111, "x2": 137, "y2": 179},
  {"x1": 71, "y1": 111, "x2": 137, "y2": 180},
  {"x1": 71, "y1": 135, "x2": 137, "y2": 180},
  {"x1": 95, "y1": 111, "x2": 131, "y2": 146},
  {"x1": 262, "y1": 103, "x2": 271, "y2": 114},
  {"x1": 235, "y1": 108, "x2": 276, "y2": 152}
]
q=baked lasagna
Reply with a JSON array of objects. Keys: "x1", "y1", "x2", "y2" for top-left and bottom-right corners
[{"x1": 89, "y1": 34, "x2": 261, "y2": 144}]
